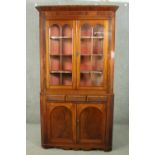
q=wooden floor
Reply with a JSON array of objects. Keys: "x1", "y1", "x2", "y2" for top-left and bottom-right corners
[{"x1": 26, "y1": 123, "x2": 129, "y2": 155}]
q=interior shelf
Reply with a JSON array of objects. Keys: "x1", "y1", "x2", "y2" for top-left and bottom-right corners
[
  {"x1": 81, "y1": 36, "x2": 104, "y2": 39},
  {"x1": 50, "y1": 71, "x2": 72, "y2": 73},
  {"x1": 81, "y1": 54, "x2": 103, "y2": 56},
  {"x1": 81, "y1": 71, "x2": 102, "y2": 74},
  {"x1": 50, "y1": 54, "x2": 72, "y2": 56},
  {"x1": 50, "y1": 36, "x2": 72, "y2": 39}
]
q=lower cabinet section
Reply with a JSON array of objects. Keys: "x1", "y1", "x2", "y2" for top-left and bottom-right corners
[{"x1": 45, "y1": 102, "x2": 107, "y2": 149}]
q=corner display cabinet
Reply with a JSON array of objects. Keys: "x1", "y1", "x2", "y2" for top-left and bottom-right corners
[{"x1": 36, "y1": 5, "x2": 118, "y2": 151}]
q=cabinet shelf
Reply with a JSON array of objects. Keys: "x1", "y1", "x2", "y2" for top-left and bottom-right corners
[
  {"x1": 50, "y1": 36, "x2": 72, "y2": 39},
  {"x1": 50, "y1": 54, "x2": 72, "y2": 56},
  {"x1": 50, "y1": 54, "x2": 102, "y2": 56},
  {"x1": 81, "y1": 54, "x2": 103, "y2": 56},
  {"x1": 81, "y1": 71, "x2": 102, "y2": 74},
  {"x1": 81, "y1": 36, "x2": 104, "y2": 39},
  {"x1": 50, "y1": 71, "x2": 72, "y2": 74}
]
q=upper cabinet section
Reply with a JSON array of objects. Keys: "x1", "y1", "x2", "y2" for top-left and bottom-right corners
[{"x1": 37, "y1": 5, "x2": 118, "y2": 93}]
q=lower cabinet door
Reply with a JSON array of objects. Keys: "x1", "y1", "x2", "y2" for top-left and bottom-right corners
[
  {"x1": 77, "y1": 103, "x2": 106, "y2": 144},
  {"x1": 47, "y1": 103, "x2": 76, "y2": 144}
]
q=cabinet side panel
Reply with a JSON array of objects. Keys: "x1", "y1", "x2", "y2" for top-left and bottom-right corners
[
  {"x1": 109, "y1": 15, "x2": 116, "y2": 93},
  {"x1": 39, "y1": 12, "x2": 46, "y2": 92},
  {"x1": 40, "y1": 93, "x2": 48, "y2": 146},
  {"x1": 39, "y1": 12, "x2": 48, "y2": 147},
  {"x1": 105, "y1": 95, "x2": 114, "y2": 151}
]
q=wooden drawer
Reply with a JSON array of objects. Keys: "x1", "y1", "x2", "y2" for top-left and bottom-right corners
[
  {"x1": 87, "y1": 96, "x2": 107, "y2": 102},
  {"x1": 66, "y1": 95, "x2": 86, "y2": 102},
  {"x1": 46, "y1": 95, "x2": 65, "y2": 102}
]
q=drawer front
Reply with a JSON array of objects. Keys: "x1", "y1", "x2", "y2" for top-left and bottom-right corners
[
  {"x1": 46, "y1": 95, "x2": 65, "y2": 102},
  {"x1": 46, "y1": 95, "x2": 107, "y2": 102},
  {"x1": 66, "y1": 95, "x2": 86, "y2": 102},
  {"x1": 87, "y1": 96, "x2": 107, "y2": 102}
]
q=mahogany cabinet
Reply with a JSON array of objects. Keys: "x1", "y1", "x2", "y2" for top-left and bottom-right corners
[{"x1": 36, "y1": 5, "x2": 118, "y2": 151}]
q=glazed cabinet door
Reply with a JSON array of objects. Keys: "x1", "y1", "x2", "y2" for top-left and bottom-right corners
[
  {"x1": 77, "y1": 103, "x2": 106, "y2": 144},
  {"x1": 77, "y1": 20, "x2": 109, "y2": 90},
  {"x1": 45, "y1": 20, "x2": 76, "y2": 89},
  {"x1": 47, "y1": 103, "x2": 76, "y2": 144}
]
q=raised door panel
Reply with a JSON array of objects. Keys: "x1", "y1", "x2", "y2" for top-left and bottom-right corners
[
  {"x1": 47, "y1": 103, "x2": 76, "y2": 144},
  {"x1": 77, "y1": 103, "x2": 106, "y2": 144},
  {"x1": 45, "y1": 20, "x2": 76, "y2": 89},
  {"x1": 76, "y1": 20, "x2": 109, "y2": 90}
]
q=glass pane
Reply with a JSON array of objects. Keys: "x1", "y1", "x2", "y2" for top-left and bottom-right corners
[
  {"x1": 62, "y1": 24, "x2": 72, "y2": 37},
  {"x1": 93, "y1": 24, "x2": 104, "y2": 37},
  {"x1": 49, "y1": 24, "x2": 60, "y2": 36},
  {"x1": 50, "y1": 56, "x2": 60, "y2": 71},
  {"x1": 92, "y1": 73, "x2": 103, "y2": 86},
  {"x1": 62, "y1": 56, "x2": 72, "y2": 71},
  {"x1": 49, "y1": 40, "x2": 60, "y2": 55},
  {"x1": 62, "y1": 74, "x2": 72, "y2": 85},
  {"x1": 92, "y1": 56, "x2": 103, "y2": 71},
  {"x1": 93, "y1": 24, "x2": 104, "y2": 54},
  {"x1": 81, "y1": 39, "x2": 91, "y2": 55},
  {"x1": 49, "y1": 24, "x2": 73, "y2": 86},
  {"x1": 93, "y1": 39, "x2": 103, "y2": 54},
  {"x1": 81, "y1": 24, "x2": 92, "y2": 36},
  {"x1": 62, "y1": 39, "x2": 72, "y2": 55},
  {"x1": 49, "y1": 25, "x2": 60, "y2": 55},
  {"x1": 80, "y1": 23, "x2": 104, "y2": 87},
  {"x1": 80, "y1": 73, "x2": 91, "y2": 86},
  {"x1": 49, "y1": 73, "x2": 60, "y2": 86},
  {"x1": 80, "y1": 56, "x2": 91, "y2": 71}
]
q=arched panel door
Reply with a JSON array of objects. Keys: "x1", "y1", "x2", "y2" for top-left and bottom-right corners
[
  {"x1": 47, "y1": 103, "x2": 76, "y2": 144},
  {"x1": 77, "y1": 104, "x2": 106, "y2": 144}
]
